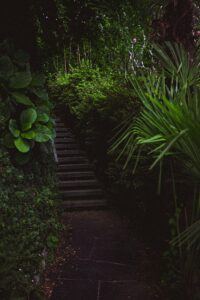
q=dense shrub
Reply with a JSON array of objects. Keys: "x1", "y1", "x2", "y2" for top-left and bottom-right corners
[
  {"x1": 0, "y1": 42, "x2": 60, "y2": 299},
  {"x1": 48, "y1": 60, "x2": 140, "y2": 180},
  {"x1": 0, "y1": 147, "x2": 60, "y2": 299},
  {"x1": 49, "y1": 60, "x2": 115, "y2": 119}
]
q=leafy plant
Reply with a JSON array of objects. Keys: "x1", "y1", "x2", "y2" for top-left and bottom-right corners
[
  {"x1": 111, "y1": 42, "x2": 200, "y2": 299},
  {"x1": 0, "y1": 41, "x2": 55, "y2": 162},
  {"x1": 0, "y1": 147, "x2": 60, "y2": 300}
]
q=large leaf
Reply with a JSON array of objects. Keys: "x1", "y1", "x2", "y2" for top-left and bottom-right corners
[
  {"x1": 9, "y1": 119, "x2": 20, "y2": 138},
  {"x1": 34, "y1": 125, "x2": 52, "y2": 142},
  {"x1": 0, "y1": 56, "x2": 14, "y2": 78},
  {"x1": 11, "y1": 92, "x2": 34, "y2": 106},
  {"x1": 14, "y1": 137, "x2": 30, "y2": 153},
  {"x1": 9, "y1": 71, "x2": 32, "y2": 89},
  {"x1": 21, "y1": 130, "x2": 36, "y2": 139},
  {"x1": 37, "y1": 111, "x2": 49, "y2": 123},
  {"x1": 20, "y1": 108, "x2": 37, "y2": 131}
]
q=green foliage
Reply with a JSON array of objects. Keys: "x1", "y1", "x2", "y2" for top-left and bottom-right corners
[
  {"x1": 0, "y1": 147, "x2": 60, "y2": 299},
  {"x1": 50, "y1": 60, "x2": 116, "y2": 120},
  {"x1": 49, "y1": 58, "x2": 140, "y2": 199},
  {"x1": 111, "y1": 42, "x2": 200, "y2": 298},
  {"x1": 41, "y1": 0, "x2": 152, "y2": 74},
  {"x1": 0, "y1": 41, "x2": 55, "y2": 161}
]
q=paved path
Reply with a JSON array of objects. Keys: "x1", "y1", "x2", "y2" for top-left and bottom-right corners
[{"x1": 50, "y1": 210, "x2": 160, "y2": 300}]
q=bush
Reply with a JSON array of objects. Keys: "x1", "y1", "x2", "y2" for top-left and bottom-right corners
[
  {"x1": 0, "y1": 147, "x2": 60, "y2": 299},
  {"x1": 0, "y1": 42, "x2": 60, "y2": 299},
  {"x1": 48, "y1": 59, "x2": 140, "y2": 180},
  {"x1": 49, "y1": 60, "x2": 115, "y2": 119}
]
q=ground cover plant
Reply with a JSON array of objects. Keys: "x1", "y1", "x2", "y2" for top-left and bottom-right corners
[{"x1": 0, "y1": 42, "x2": 60, "y2": 299}]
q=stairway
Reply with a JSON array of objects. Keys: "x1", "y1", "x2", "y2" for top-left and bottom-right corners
[{"x1": 54, "y1": 117, "x2": 107, "y2": 209}]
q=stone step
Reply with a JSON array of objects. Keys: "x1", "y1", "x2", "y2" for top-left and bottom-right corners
[
  {"x1": 58, "y1": 157, "x2": 88, "y2": 164},
  {"x1": 56, "y1": 132, "x2": 73, "y2": 138},
  {"x1": 55, "y1": 143, "x2": 78, "y2": 149},
  {"x1": 60, "y1": 189, "x2": 103, "y2": 197},
  {"x1": 57, "y1": 171, "x2": 95, "y2": 179},
  {"x1": 62, "y1": 199, "x2": 107, "y2": 209},
  {"x1": 58, "y1": 179, "x2": 100, "y2": 188},
  {"x1": 55, "y1": 122, "x2": 65, "y2": 126},
  {"x1": 56, "y1": 128, "x2": 71, "y2": 132},
  {"x1": 58, "y1": 164, "x2": 93, "y2": 171},
  {"x1": 56, "y1": 149, "x2": 85, "y2": 156},
  {"x1": 55, "y1": 137, "x2": 76, "y2": 143},
  {"x1": 55, "y1": 118, "x2": 61, "y2": 122}
]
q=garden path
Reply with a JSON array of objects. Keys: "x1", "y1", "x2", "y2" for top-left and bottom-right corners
[
  {"x1": 50, "y1": 210, "x2": 159, "y2": 300},
  {"x1": 49, "y1": 117, "x2": 160, "y2": 300}
]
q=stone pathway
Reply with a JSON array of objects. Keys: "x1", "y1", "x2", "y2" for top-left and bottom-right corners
[
  {"x1": 50, "y1": 211, "x2": 160, "y2": 300},
  {"x1": 50, "y1": 115, "x2": 161, "y2": 299}
]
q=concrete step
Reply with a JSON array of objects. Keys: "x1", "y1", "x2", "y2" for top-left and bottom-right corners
[
  {"x1": 56, "y1": 149, "x2": 85, "y2": 156},
  {"x1": 58, "y1": 179, "x2": 100, "y2": 188},
  {"x1": 58, "y1": 164, "x2": 93, "y2": 171},
  {"x1": 56, "y1": 128, "x2": 71, "y2": 132},
  {"x1": 56, "y1": 132, "x2": 73, "y2": 138},
  {"x1": 60, "y1": 189, "x2": 103, "y2": 197},
  {"x1": 58, "y1": 157, "x2": 88, "y2": 164},
  {"x1": 55, "y1": 137, "x2": 76, "y2": 143},
  {"x1": 57, "y1": 171, "x2": 95, "y2": 179},
  {"x1": 55, "y1": 122, "x2": 65, "y2": 126},
  {"x1": 62, "y1": 199, "x2": 107, "y2": 209},
  {"x1": 55, "y1": 143, "x2": 78, "y2": 149},
  {"x1": 55, "y1": 118, "x2": 61, "y2": 122}
]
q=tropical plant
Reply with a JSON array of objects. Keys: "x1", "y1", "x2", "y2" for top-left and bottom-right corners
[
  {"x1": 0, "y1": 41, "x2": 55, "y2": 163},
  {"x1": 111, "y1": 42, "x2": 200, "y2": 298}
]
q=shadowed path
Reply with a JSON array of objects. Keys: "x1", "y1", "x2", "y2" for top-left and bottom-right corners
[{"x1": 50, "y1": 210, "x2": 160, "y2": 300}]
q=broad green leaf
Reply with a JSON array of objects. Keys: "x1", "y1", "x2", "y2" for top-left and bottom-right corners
[
  {"x1": 14, "y1": 137, "x2": 30, "y2": 153},
  {"x1": 9, "y1": 71, "x2": 32, "y2": 89},
  {"x1": 21, "y1": 130, "x2": 36, "y2": 139},
  {"x1": 9, "y1": 119, "x2": 20, "y2": 138},
  {"x1": 0, "y1": 55, "x2": 14, "y2": 78},
  {"x1": 31, "y1": 73, "x2": 46, "y2": 87},
  {"x1": 20, "y1": 108, "x2": 37, "y2": 131},
  {"x1": 11, "y1": 92, "x2": 34, "y2": 106},
  {"x1": 34, "y1": 124, "x2": 52, "y2": 142},
  {"x1": 37, "y1": 111, "x2": 49, "y2": 123}
]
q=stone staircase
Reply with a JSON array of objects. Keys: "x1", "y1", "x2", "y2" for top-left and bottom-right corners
[{"x1": 54, "y1": 117, "x2": 107, "y2": 209}]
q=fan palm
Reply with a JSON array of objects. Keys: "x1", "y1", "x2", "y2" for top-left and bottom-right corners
[{"x1": 111, "y1": 42, "x2": 200, "y2": 248}]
